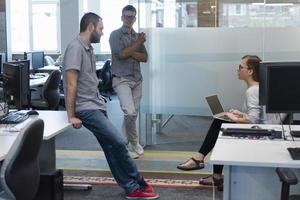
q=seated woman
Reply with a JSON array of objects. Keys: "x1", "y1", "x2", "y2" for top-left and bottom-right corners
[{"x1": 177, "y1": 55, "x2": 282, "y2": 190}]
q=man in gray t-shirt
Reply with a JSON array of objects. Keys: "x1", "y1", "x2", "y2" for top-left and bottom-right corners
[
  {"x1": 109, "y1": 5, "x2": 148, "y2": 159},
  {"x1": 63, "y1": 12, "x2": 158, "y2": 199}
]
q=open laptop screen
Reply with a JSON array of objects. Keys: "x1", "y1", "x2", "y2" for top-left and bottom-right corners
[{"x1": 205, "y1": 95, "x2": 225, "y2": 115}]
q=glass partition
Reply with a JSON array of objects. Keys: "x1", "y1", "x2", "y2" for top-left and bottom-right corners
[
  {"x1": 136, "y1": 0, "x2": 300, "y2": 144},
  {"x1": 139, "y1": 0, "x2": 300, "y2": 117}
]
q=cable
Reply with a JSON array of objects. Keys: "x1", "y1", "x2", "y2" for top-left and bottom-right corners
[
  {"x1": 287, "y1": 113, "x2": 295, "y2": 141},
  {"x1": 279, "y1": 114, "x2": 287, "y2": 141}
]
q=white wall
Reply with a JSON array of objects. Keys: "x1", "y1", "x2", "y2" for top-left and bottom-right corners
[{"x1": 60, "y1": 0, "x2": 79, "y2": 53}]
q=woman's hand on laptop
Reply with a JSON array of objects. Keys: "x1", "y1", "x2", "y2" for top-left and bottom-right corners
[
  {"x1": 229, "y1": 109, "x2": 244, "y2": 117},
  {"x1": 226, "y1": 112, "x2": 239, "y2": 122}
]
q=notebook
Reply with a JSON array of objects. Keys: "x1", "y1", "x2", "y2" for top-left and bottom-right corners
[{"x1": 205, "y1": 94, "x2": 233, "y2": 122}]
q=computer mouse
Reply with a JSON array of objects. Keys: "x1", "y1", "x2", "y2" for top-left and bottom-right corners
[
  {"x1": 251, "y1": 125, "x2": 262, "y2": 129},
  {"x1": 27, "y1": 110, "x2": 39, "y2": 115}
]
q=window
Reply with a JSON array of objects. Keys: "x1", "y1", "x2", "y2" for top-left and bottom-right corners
[
  {"x1": 81, "y1": 0, "x2": 140, "y2": 53},
  {"x1": 9, "y1": 0, "x2": 60, "y2": 53}
]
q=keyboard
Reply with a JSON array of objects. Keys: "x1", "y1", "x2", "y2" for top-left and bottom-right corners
[
  {"x1": 0, "y1": 112, "x2": 30, "y2": 124},
  {"x1": 222, "y1": 128, "x2": 282, "y2": 139},
  {"x1": 287, "y1": 147, "x2": 300, "y2": 160}
]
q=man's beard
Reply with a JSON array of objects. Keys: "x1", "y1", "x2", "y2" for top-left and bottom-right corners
[{"x1": 90, "y1": 31, "x2": 100, "y2": 43}]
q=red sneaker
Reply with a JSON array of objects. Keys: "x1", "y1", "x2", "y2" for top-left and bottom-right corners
[
  {"x1": 144, "y1": 183, "x2": 154, "y2": 193},
  {"x1": 126, "y1": 188, "x2": 159, "y2": 199},
  {"x1": 140, "y1": 178, "x2": 154, "y2": 193}
]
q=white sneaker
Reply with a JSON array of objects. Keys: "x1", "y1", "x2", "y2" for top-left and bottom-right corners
[
  {"x1": 131, "y1": 143, "x2": 144, "y2": 155},
  {"x1": 128, "y1": 151, "x2": 139, "y2": 159}
]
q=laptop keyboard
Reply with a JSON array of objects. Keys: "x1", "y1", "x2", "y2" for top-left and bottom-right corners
[{"x1": 217, "y1": 115, "x2": 231, "y2": 121}]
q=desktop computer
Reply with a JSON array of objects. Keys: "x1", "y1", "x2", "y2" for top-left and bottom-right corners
[
  {"x1": 260, "y1": 61, "x2": 300, "y2": 159},
  {"x1": 34, "y1": 169, "x2": 63, "y2": 200}
]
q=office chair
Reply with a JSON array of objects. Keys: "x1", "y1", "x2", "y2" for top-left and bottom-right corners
[
  {"x1": 97, "y1": 59, "x2": 113, "y2": 101},
  {"x1": 0, "y1": 118, "x2": 44, "y2": 200},
  {"x1": 276, "y1": 168, "x2": 300, "y2": 200},
  {"x1": 44, "y1": 56, "x2": 55, "y2": 66},
  {"x1": 31, "y1": 70, "x2": 62, "y2": 110}
]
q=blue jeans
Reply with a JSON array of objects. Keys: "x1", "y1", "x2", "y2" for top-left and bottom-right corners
[{"x1": 76, "y1": 109, "x2": 142, "y2": 193}]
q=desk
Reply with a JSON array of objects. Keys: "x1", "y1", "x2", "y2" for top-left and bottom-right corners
[
  {"x1": 0, "y1": 111, "x2": 71, "y2": 172},
  {"x1": 30, "y1": 75, "x2": 49, "y2": 87},
  {"x1": 96, "y1": 61, "x2": 105, "y2": 70},
  {"x1": 210, "y1": 123, "x2": 300, "y2": 200},
  {"x1": 30, "y1": 65, "x2": 61, "y2": 87},
  {"x1": 0, "y1": 135, "x2": 17, "y2": 161},
  {"x1": 37, "y1": 65, "x2": 60, "y2": 72}
]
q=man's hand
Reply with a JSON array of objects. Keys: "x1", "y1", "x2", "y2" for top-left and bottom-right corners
[
  {"x1": 136, "y1": 32, "x2": 146, "y2": 45},
  {"x1": 69, "y1": 116, "x2": 82, "y2": 129}
]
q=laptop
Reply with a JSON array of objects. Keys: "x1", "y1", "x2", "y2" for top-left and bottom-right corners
[{"x1": 205, "y1": 94, "x2": 233, "y2": 122}]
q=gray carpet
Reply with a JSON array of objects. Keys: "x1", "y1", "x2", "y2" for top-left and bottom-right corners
[{"x1": 64, "y1": 185, "x2": 222, "y2": 200}]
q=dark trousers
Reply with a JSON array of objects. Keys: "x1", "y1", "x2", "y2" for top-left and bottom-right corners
[{"x1": 198, "y1": 118, "x2": 232, "y2": 174}]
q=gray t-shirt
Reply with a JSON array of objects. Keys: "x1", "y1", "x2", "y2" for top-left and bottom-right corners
[
  {"x1": 109, "y1": 27, "x2": 147, "y2": 82},
  {"x1": 242, "y1": 85, "x2": 284, "y2": 124},
  {"x1": 62, "y1": 35, "x2": 106, "y2": 112}
]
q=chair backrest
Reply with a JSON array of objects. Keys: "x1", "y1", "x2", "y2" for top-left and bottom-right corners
[
  {"x1": 44, "y1": 56, "x2": 55, "y2": 66},
  {"x1": 98, "y1": 59, "x2": 112, "y2": 92},
  {"x1": 42, "y1": 70, "x2": 62, "y2": 109},
  {"x1": 0, "y1": 118, "x2": 44, "y2": 200}
]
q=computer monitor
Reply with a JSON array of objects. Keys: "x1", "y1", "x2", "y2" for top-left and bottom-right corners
[
  {"x1": 2, "y1": 61, "x2": 30, "y2": 109},
  {"x1": 0, "y1": 52, "x2": 7, "y2": 74},
  {"x1": 24, "y1": 51, "x2": 44, "y2": 70},
  {"x1": 259, "y1": 61, "x2": 300, "y2": 113}
]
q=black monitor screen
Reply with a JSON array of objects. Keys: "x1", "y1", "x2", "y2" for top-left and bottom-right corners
[
  {"x1": 24, "y1": 51, "x2": 44, "y2": 69},
  {"x1": 260, "y1": 62, "x2": 300, "y2": 113},
  {"x1": 2, "y1": 61, "x2": 30, "y2": 109},
  {"x1": 0, "y1": 52, "x2": 6, "y2": 74}
]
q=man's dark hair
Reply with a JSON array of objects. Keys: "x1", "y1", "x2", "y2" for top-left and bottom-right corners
[
  {"x1": 80, "y1": 12, "x2": 102, "y2": 32},
  {"x1": 122, "y1": 5, "x2": 136, "y2": 15},
  {"x1": 242, "y1": 55, "x2": 262, "y2": 82}
]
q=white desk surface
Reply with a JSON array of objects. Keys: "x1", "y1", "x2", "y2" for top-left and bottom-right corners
[
  {"x1": 39, "y1": 65, "x2": 60, "y2": 71},
  {"x1": 30, "y1": 75, "x2": 49, "y2": 87},
  {"x1": 34, "y1": 110, "x2": 71, "y2": 140},
  {"x1": 96, "y1": 61, "x2": 105, "y2": 70},
  {"x1": 0, "y1": 110, "x2": 71, "y2": 161},
  {"x1": 0, "y1": 135, "x2": 18, "y2": 161},
  {"x1": 210, "y1": 123, "x2": 300, "y2": 168}
]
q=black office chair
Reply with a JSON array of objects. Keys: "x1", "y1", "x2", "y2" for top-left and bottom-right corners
[
  {"x1": 31, "y1": 70, "x2": 62, "y2": 110},
  {"x1": 0, "y1": 118, "x2": 44, "y2": 200},
  {"x1": 276, "y1": 168, "x2": 300, "y2": 200},
  {"x1": 44, "y1": 56, "x2": 55, "y2": 66},
  {"x1": 97, "y1": 59, "x2": 114, "y2": 101}
]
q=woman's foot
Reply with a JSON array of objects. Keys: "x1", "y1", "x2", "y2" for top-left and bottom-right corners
[
  {"x1": 177, "y1": 157, "x2": 204, "y2": 171},
  {"x1": 199, "y1": 175, "x2": 223, "y2": 191}
]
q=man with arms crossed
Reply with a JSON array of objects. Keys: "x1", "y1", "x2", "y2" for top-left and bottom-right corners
[
  {"x1": 63, "y1": 12, "x2": 158, "y2": 199},
  {"x1": 109, "y1": 5, "x2": 147, "y2": 159}
]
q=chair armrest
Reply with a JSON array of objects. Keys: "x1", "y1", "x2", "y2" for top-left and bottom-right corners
[{"x1": 276, "y1": 168, "x2": 298, "y2": 185}]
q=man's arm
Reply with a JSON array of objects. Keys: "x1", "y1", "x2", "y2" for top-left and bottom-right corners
[
  {"x1": 120, "y1": 32, "x2": 146, "y2": 60},
  {"x1": 66, "y1": 69, "x2": 82, "y2": 129},
  {"x1": 132, "y1": 51, "x2": 147, "y2": 62}
]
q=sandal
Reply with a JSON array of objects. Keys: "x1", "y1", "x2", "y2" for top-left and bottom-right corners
[
  {"x1": 199, "y1": 175, "x2": 223, "y2": 191},
  {"x1": 177, "y1": 157, "x2": 204, "y2": 171}
]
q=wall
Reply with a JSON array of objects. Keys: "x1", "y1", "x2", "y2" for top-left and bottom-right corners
[
  {"x1": 0, "y1": 0, "x2": 6, "y2": 52},
  {"x1": 60, "y1": 0, "x2": 80, "y2": 54}
]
